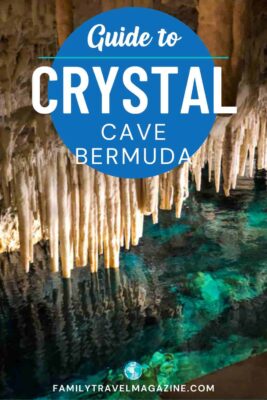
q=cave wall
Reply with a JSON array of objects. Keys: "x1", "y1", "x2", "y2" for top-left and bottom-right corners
[{"x1": 0, "y1": 0, "x2": 266, "y2": 277}]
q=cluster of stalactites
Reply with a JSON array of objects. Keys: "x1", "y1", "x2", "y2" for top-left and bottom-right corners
[
  {"x1": 194, "y1": 84, "x2": 267, "y2": 197},
  {"x1": 0, "y1": 147, "x2": 189, "y2": 277},
  {"x1": 0, "y1": 84, "x2": 266, "y2": 277}
]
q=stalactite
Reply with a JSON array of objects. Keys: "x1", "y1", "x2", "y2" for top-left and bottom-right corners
[
  {"x1": 77, "y1": 164, "x2": 90, "y2": 267},
  {"x1": 46, "y1": 155, "x2": 59, "y2": 273},
  {"x1": 130, "y1": 179, "x2": 142, "y2": 247},
  {"x1": 95, "y1": 172, "x2": 106, "y2": 254},
  {"x1": 120, "y1": 178, "x2": 131, "y2": 250},
  {"x1": 70, "y1": 162, "x2": 80, "y2": 266},
  {"x1": 89, "y1": 192, "x2": 98, "y2": 273},
  {"x1": 257, "y1": 112, "x2": 267, "y2": 170},
  {"x1": 160, "y1": 172, "x2": 173, "y2": 210},
  {"x1": 0, "y1": 0, "x2": 266, "y2": 277},
  {"x1": 143, "y1": 176, "x2": 159, "y2": 223},
  {"x1": 0, "y1": 85, "x2": 266, "y2": 276},
  {"x1": 0, "y1": 127, "x2": 14, "y2": 208},
  {"x1": 55, "y1": 0, "x2": 73, "y2": 46},
  {"x1": 14, "y1": 166, "x2": 31, "y2": 272},
  {"x1": 198, "y1": 0, "x2": 250, "y2": 107},
  {"x1": 57, "y1": 149, "x2": 73, "y2": 278},
  {"x1": 173, "y1": 164, "x2": 189, "y2": 219},
  {"x1": 222, "y1": 125, "x2": 234, "y2": 197}
]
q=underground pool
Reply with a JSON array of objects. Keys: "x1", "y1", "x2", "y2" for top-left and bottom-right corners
[{"x1": 0, "y1": 172, "x2": 267, "y2": 399}]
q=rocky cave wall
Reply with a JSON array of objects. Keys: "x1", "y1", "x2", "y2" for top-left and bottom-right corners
[{"x1": 0, "y1": 0, "x2": 266, "y2": 277}]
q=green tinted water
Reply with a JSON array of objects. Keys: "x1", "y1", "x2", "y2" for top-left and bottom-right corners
[{"x1": 1, "y1": 174, "x2": 267, "y2": 399}]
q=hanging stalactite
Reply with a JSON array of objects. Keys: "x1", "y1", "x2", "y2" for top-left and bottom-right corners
[
  {"x1": 0, "y1": 0, "x2": 266, "y2": 277},
  {"x1": 0, "y1": 91, "x2": 266, "y2": 277}
]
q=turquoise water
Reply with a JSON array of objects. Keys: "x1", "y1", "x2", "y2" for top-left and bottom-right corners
[{"x1": 1, "y1": 173, "x2": 267, "y2": 398}]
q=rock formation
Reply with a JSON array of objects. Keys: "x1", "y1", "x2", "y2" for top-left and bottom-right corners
[{"x1": 0, "y1": 0, "x2": 266, "y2": 277}]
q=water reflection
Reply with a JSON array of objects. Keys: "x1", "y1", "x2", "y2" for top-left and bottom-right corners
[
  {"x1": 0, "y1": 172, "x2": 267, "y2": 399},
  {"x1": 0, "y1": 246, "x2": 181, "y2": 398}
]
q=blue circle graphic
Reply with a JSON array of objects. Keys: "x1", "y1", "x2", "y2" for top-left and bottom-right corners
[
  {"x1": 49, "y1": 7, "x2": 216, "y2": 178},
  {"x1": 124, "y1": 361, "x2": 143, "y2": 380}
]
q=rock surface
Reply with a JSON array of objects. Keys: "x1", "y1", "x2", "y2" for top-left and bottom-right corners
[{"x1": 0, "y1": 0, "x2": 266, "y2": 276}]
